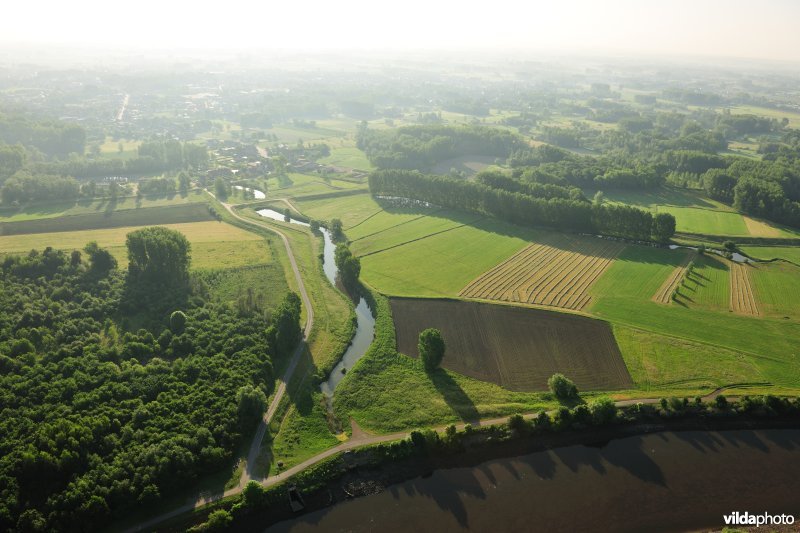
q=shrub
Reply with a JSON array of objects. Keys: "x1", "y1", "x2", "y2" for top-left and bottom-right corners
[
  {"x1": 715, "y1": 395, "x2": 729, "y2": 409},
  {"x1": 590, "y1": 398, "x2": 617, "y2": 425},
  {"x1": 547, "y1": 373, "x2": 578, "y2": 400},
  {"x1": 169, "y1": 310, "x2": 187, "y2": 333},
  {"x1": 508, "y1": 414, "x2": 526, "y2": 432}
]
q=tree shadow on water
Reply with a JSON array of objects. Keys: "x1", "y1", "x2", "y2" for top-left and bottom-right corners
[{"x1": 431, "y1": 370, "x2": 480, "y2": 423}]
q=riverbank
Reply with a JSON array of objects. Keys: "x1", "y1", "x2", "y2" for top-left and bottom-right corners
[{"x1": 181, "y1": 403, "x2": 800, "y2": 532}]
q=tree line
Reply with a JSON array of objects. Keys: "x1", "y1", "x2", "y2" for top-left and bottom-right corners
[{"x1": 369, "y1": 169, "x2": 676, "y2": 242}]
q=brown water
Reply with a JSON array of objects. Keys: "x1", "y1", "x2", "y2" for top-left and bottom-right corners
[{"x1": 268, "y1": 429, "x2": 800, "y2": 533}]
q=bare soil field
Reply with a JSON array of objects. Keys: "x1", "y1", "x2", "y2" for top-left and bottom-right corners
[
  {"x1": 390, "y1": 298, "x2": 633, "y2": 392},
  {"x1": 459, "y1": 235, "x2": 625, "y2": 311},
  {"x1": 652, "y1": 251, "x2": 695, "y2": 304},
  {"x1": 729, "y1": 261, "x2": 760, "y2": 316}
]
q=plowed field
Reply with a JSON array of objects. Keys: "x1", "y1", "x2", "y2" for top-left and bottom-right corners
[{"x1": 390, "y1": 298, "x2": 633, "y2": 392}]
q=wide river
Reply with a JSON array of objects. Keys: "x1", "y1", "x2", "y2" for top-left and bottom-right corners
[{"x1": 268, "y1": 428, "x2": 800, "y2": 532}]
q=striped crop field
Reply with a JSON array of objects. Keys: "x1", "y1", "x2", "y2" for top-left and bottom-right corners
[
  {"x1": 729, "y1": 261, "x2": 760, "y2": 316},
  {"x1": 652, "y1": 251, "x2": 695, "y2": 304},
  {"x1": 459, "y1": 235, "x2": 625, "y2": 311}
]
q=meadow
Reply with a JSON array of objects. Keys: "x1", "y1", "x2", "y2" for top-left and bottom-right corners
[
  {"x1": 741, "y1": 246, "x2": 800, "y2": 264},
  {"x1": 0, "y1": 220, "x2": 271, "y2": 270},
  {"x1": 749, "y1": 261, "x2": 800, "y2": 320},
  {"x1": 265, "y1": 172, "x2": 366, "y2": 199},
  {"x1": 0, "y1": 190, "x2": 207, "y2": 222},
  {"x1": 318, "y1": 146, "x2": 374, "y2": 171},
  {"x1": 589, "y1": 247, "x2": 800, "y2": 388},
  {"x1": 0, "y1": 203, "x2": 214, "y2": 235}
]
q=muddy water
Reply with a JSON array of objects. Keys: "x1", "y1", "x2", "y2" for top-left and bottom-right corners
[
  {"x1": 254, "y1": 208, "x2": 375, "y2": 396},
  {"x1": 268, "y1": 429, "x2": 800, "y2": 533}
]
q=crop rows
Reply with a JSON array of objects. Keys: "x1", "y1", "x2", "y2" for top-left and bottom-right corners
[
  {"x1": 652, "y1": 252, "x2": 695, "y2": 304},
  {"x1": 730, "y1": 262, "x2": 760, "y2": 316},
  {"x1": 459, "y1": 236, "x2": 625, "y2": 310}
]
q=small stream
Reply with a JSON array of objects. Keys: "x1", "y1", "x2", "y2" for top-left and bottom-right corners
[{"x1": 255, "y1": 208, "x2": 376, "y2": 398}]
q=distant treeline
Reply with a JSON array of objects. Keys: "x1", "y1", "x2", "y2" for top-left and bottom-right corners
[
  {"x1": 0, "y1": 112, "x2": 86, "y2": 159},
  {"x1": 369, "y1": 169, "x2": 676, "y2": 242},
  {"x1": 29, "y1": 140, "x2": 208, "y2": 178},
  {"x1": 356, "y1": 124, "x2": 527, "y2": 169},
  {"x1": 702, "y1": 154, "x2": 800, "y2": 228}
]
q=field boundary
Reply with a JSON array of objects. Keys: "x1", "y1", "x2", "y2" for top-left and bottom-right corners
[
  {"x1": 652, "y1": 250, "x2": 695, "y2": 304},
  {"x1": 0, "y1": 203, "x2": 213, "y2": 235}
]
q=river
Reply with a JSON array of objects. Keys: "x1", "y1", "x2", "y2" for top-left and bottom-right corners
[
  {"x1": 255, "y1": 208, "x2": 376, "y2": 397},
  {"x1": 268, "y1": 428, "x2": 800, "y2": 532}
]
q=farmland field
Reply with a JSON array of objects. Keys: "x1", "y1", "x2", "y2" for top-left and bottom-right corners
[
  {"x1": 729, "y1": 261, "x2": 760, "y2": 316},
  {"x1": 460, "y1": 234, "x2": 624, "y2": 311},
  {"x1": 0, "y1": 203, "x2": 213, "y2": 235},
  {"x1": 265, "y1": 172, "x2": 366, "y2": 198},
  {"x1": 613, "y1": 326, "x2": 764, "y2": 392},
  {"x1": 390, "y1": 298, "x2": 633, "y2": 392},
  {"x1": 749, "y1": 262, "x2": 800, "y2": 319},
  {"x1": 359, "y1": 218, "x2": 535, "y2": 297},
  {"x1": 318, "y1": 146, "x2": 374, "y2": 170},
  {"x1": 656, "y1": 206, "x2": 750, "y2": 236},
  {"x1": 590, "y1": 248, "x2": 800, "y2": 387},
  {"x1": 0, "y1": 220, "x2": 271, "y2": 270},
  {"x1": 741, "y1": 246, "x2": 800, "y2": 264},
  {"x1": 295, "y1": 193, "x2": 383, "y2": 229},
  {"x1": 675, "y1": 255, "x2": 730, "y2": 311},
  {"x1": 0, "y1": 190, "x2": 207, "y2": 222},
  {"x1": 652, "y1": 251, "x2": 695, "y2": 304}
]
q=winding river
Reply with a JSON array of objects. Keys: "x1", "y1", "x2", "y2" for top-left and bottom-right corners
[
  {"x1": 255, "y1": 207, "x2": 376, "y2": 397},
  {"x1": 268, "y1": 428, "x2": 800, "y2": 532}
]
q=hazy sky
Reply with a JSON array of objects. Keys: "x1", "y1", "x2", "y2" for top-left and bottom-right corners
[{"x1": 2, "y1": 0, "x2": 800, "y2": 61}]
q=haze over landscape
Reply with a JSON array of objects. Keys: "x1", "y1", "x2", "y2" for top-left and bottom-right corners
[
  {"x1": 1, "y1": 2, "x2": 800, "y2": 532},
  {"x1": 1, "y1": 0, "x2": 799, "y2": 61}
]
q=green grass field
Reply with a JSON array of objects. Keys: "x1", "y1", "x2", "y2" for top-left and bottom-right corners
[
  {"x1": 265, "y1": 173, "x2": 366, "y2": 199},
  {"x1": 295, "y1": 193, "x2": 383, "y2": 229},
  {"x1": 726, "y1": 105, "x2": 800, "y2": 129},
  {"x1": 741, "y1": 246, "x2": 800, "y2": 264},
  {"x1": 750, "y1": 262, "x2": 800, "y2": 319},
  {"x1": 350, "y1": 210, "x2": 475, "y2": 256},
  {"x1": 589, "y1": 246, "x2": 800, "y2": 388},
  {"x1": 0, "y1": 220, "x2": 271, "y2": 270},
  {"x1": 318, "y1": 146, "x2": 373, "y2": 171},
  {"x1": 656, "y1": 205, "x2": 750, "y2": 236},
  {"x1": 614, "y1": 325, "x2": 762, "y2": 392},
  {"x1": 360, "y1": 218, "x2": 536, "y2": 297},
  {"x1": 0, "y1": 203, "x2": 214, "y2": 236},
  {"x1": 677, "y1": 255, "x2": 730, "y2": 311},
  {"x1": 0, "y1": 190, "x2": 207, "y2": 222}
]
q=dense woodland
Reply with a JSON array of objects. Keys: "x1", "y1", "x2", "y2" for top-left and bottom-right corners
[{"x1": 0, "y1": 229, "x2": 300, "y2": 531}]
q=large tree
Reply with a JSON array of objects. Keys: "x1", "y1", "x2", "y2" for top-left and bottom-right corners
[
  {"x1": 418, "y1": 328, "x2": 445, "y2": 372},
  {"x1": 126, "y1": 226, "x2": 191, "y2": 290}
]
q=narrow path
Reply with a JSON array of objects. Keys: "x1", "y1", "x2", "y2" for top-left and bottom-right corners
[
  {"x1": 128, "y1": 374, "x2": 749, "y2": 532},
  {"x1": 124, "y1": 192, "x2": 316, "y2": 533}
]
